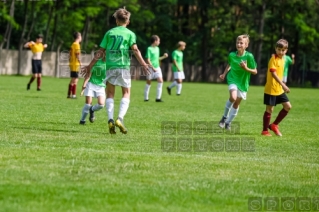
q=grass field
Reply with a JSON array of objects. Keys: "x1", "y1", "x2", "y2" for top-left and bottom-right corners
[{"x1": 0, "y1": 75, "x2": 318, "y2": 212}]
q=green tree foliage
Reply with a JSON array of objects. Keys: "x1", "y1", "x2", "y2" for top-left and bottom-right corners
[{"x1": 1, "y1": 0, "x2": 319, "y2": 83}]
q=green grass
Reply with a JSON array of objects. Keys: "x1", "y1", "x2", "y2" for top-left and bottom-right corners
[{"x1": 0, "y1": 76, "x2": 318, "y2": 212}]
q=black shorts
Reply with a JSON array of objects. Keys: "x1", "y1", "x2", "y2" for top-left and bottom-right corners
[
  {"x1": 264, "y1": 93, "x2": 289, "y2": 106},
  {"x1": 32, "y1": 60, "x2": 42, "y2": 74},
  {"x1": 70, "y1": 71, "x2": 79, "y2": 78}
]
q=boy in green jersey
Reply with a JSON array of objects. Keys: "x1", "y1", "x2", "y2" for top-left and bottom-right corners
[
  {"x1": 81, "y1": 8, "x2": 149, "y2": 134},
  {"x1": 144, "y1": 35, "x2": 168, "y2": 102},
  {"x1": 167, "y1": 41, "x2": 186, "y2": 95},
  {"x1": 218, "y1": 34, "x2": 257, "y2": 130},
  {"x1": 79, "y1": 59, "x2": 106, "y2": 125},
  {"x1": 283, "y1": 54, "x2": 295, "y2": 83}
]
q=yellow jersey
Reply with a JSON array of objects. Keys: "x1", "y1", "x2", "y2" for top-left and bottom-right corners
[
  {"x1": 69, "y1": 42, "x2": 81, "y2": 72},
  {"x1": 264, "y1": 55, "x2": 284, "y2": 95},
  {"x1": 29, "y1": 42, "x2": 44, "y2": 53}
]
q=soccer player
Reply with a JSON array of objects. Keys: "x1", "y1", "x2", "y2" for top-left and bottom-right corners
[
  {"x1": 67, "y1": 32, "x2": 82, "y2": 99},
  {"x1": 262, "y1": 39, "x2": 292, "y2": 136},
  {"x1": 167, "y1": 41, "x2": 186, "y2": 95},
  {"x1": 81, "y1": 8, "x2": 149, "y2": 134},
  {"x1": 283, "y1": 53, "x2": 295, "y2": 84},
  {"x1": 144, "y1": 35, "x2": 168, "y2": 102},
  {"x1": 79, "y1": 58, "x2": 106, "y2": 125},
  {"x1": 24, "y1": 34, "x2": 47, "y2": 91},
  {"x1": 218, "y1": 34, "x2": 257, "y2": 130}
]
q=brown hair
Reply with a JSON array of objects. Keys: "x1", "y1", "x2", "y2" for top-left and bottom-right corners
[
  {"x1": 113, "y1": 8, "x2": 131, "y2": 24},
  {"x1": 73, "y1": 32, "x2": 81, "y2": 40},
  {"x1": 177, "y1": 41, "x2": 186, "y2": 48},
  {"x1": 37, "y1": 34, "x2": 43, "y2": 39},
  {"x1": 150, "y1": 35, "x2": 159, "y2": 43},
  {"x1": 237, "y1": 34, "x2": 250, "y2": 44},
  {"x1": 275, "y1": 39, "x2": 288, "y2": 49}
]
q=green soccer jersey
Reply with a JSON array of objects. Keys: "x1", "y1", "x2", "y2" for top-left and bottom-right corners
[
  {"x1": 100, "y1": 26, "x2": 136, "y2": 70},
  {"x1": 172, "y1": 50, "x2": 183, "y2": 72},
  {"x1": 226, "y1": 51, "x2": 257, "y2": 92},
  {"x1": 283, "y1": 55, "x2": 293, "y2": 77},
  {"x1": 89, "y1": 59, "x2": 106, "y2": 87},
  {"x1": 145, "y1": 46, "x2": 160, "y2": 68}
]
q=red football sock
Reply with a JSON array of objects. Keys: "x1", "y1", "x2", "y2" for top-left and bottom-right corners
[
  {"x1": 72, "y1": 84, "x2": 77, "y2": 96},
  {"x1": 37, "y1": 77, "x2": 41, "y2": 88},
  {"x1": 68, "y1": 84, "x2": 72, "y2": 96},
  {"x1": 263, "y1": 111, "x2": 271, "y2": 131},
  {"x1": 273, "y1": 109, "x2": 288, "y2": 125},
  {"x1": 29, "y1": 76, "x2": 35, "y2": 84}
]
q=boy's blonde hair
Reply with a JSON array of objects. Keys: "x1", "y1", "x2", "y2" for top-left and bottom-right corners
[
  {"x1": 275, "y1": 39, "x2": 288, "y2": 49},
  {"x1": 177, "y1": 41, "x2": 186, "y2": 48},
  {"x1": 113, "y1": 7, "x2": 131, "y2": 24},
  {"x1": 237, "y1": 34, "x2": 250, "y2": 44}
]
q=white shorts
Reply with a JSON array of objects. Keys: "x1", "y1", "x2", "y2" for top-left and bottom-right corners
[
  {"x1": 174, "y1": 71, "x2": 185, "y2": 79},
  {"x1": 228, "y1": 84, "x2": 247, "y2": 100},
  {"x1": 146, "y1": 67, "x2": 163, "y2": 80},
  {"x1": 104, "y1": 69, "x2": 131, "y2": 88},
  {"x1": 84, "y1": 82, "x2": 106, "y2": 98},
  {"x1": 283, "y1": 76, "x2": 287, "y2": 83}
]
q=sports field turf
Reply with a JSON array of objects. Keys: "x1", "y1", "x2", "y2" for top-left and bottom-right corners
[{"x1": 0, "y1": 76, "x2": 318, "y2": 212}]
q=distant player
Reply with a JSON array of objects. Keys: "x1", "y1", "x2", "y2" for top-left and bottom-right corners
[
  {"x1": 218, "y1": 34, "x2": 257, "y2": 130},
  {"x1": 262, "y1": 39, "x2": 292, "y2": 136},
  {"x1": 81, "y1": 8, "x2": 149, "y2": 134},
  {"x1": 24, "y1": 34, "x2": 47, "y2": 91},
  {"x1": 144, "y1": 35, "x2": 168, "y2": 102},
  {"x1": 167, "y1": 41, "x2": 186, "y2": 95},
  {"x1": 283, "y1": 53, "x2": 295, "y2": 84},
  {"x1": 79, "y1": 58, "x2": 106, "y2": 125},
  {"x1": 67, "y1": 32, "x2": 82, "y2": 99}
]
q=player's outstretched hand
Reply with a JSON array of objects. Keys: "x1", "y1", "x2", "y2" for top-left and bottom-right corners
[
  {"x1": 163, "y1": 53, "x2": 168, "y2": 58},
  {"x1": 283, "y1": 84, "x2": 290, "y2": 93},
  {"x1": 219, "y1": 74, "x2": 225, "y2": 81},
  {"x1": 80, "y1": 88, "x2": 85, "y2": 96},
  {"x1": 142, "y1": 64, "x2": 151, "y2": 76},
  {"x1": 80, "y1": 66, "x2": 91, "y2": 78}
]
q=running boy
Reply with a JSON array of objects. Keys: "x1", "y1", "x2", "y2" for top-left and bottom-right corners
[
  {"x1": 79, "y1": 58, "x2": 106, "y2": 125},
  {"x1": 144, "y1": 35, "x2": 168, "y2": 102},
  {"x1": 262, "y1": 39, "x2": 292, "y2": 136},
  {"x1": 67, "y1": 32, "x2": 82, "y2": 99},
  {"x1": 167, "y1": 41, "x2": 186, "y2": 95},
  {"x1": 218, "y1": 34, "x2": 257, "y2": 130},
  {"x1": 81, "y1": 8, "x2": 149, "y2": 134},
  {"x1": 25, "y1": 34, "x2": 47, "y2": 91}
]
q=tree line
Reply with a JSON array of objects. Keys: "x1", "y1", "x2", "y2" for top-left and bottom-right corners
[{"x1": 1, "y1": 0, "x2": 319, "y2": 85}]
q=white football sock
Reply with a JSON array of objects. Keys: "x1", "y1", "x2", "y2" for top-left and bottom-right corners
[
  {"x1": 105, "y1": 98, "x2": 114, "y2": 120},
  {"x1": 156, "y1": 82, "x2": 163, "y2": 99},
  {"x1": 144, "y1": 84, "x2": 151, "y2": 100},
  {"x1": 92, "y1": 103, "x2": 104, "y2": 111},
  {"x1": 226, "y1": 107, "x2": 239, "y2": 124},
  {"x1": 80, "y1": 104, "x2": 91, "y2": 121},
  {"x1": 176, "y1": 83, "x2": 182, "y2": 94},
  {"x1": 223, "y1": 100, "x2": 234, "y2": 118},
  {"x1": 168, "y1": 81, "x2": 177, "y2": 89},
  {"x1": 118, "y1": 98, "x2": 130, "y2": 120}
]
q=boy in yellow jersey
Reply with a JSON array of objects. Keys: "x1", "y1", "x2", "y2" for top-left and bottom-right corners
[
  {"x1": 67, "y1": 32, "x2": 82, "y2": 99},
  {"x1": 24, "y1": 34, "x2": 47, "y2": 91},
  {"x1": 144, "y1": 35, "x2": 168, "y2": 102},
  {"x1": 167, "y1": 41, "x2": 186, "y2": 95},
  {"x1": 262, "y1": 39, "x2": 292, "y2": 136}
]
